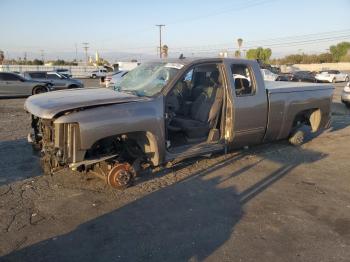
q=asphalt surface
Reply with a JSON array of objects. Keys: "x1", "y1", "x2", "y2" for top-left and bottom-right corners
[{"x1": 0, "y1": 80, "x2": 349, "y2": 262}]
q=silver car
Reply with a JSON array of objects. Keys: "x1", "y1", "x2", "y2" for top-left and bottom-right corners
[
  {"x1": 23, "y1": 71, "x2": 84, "y2": 90},
  {"x1": 341, "y1": 82, "x2": 350, "y2": 108},
  {"x1": 0, "y1": 72, "x2": 51, "y2": 97}
]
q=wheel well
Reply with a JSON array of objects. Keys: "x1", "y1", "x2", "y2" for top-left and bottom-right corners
[
  {"x1": 292, "y1": 108, "x2": 321, "y2": 132},
  {"x1": 32, "y1": 85, "x2": 47, "y2": 94},
  {"x1": 84, "y1": 131, "x2": 160, "y2": 166}
]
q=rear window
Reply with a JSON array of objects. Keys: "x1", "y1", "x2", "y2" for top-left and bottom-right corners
[{"x1": 231, "y1": 64, "x2": 256, "y2": 96}]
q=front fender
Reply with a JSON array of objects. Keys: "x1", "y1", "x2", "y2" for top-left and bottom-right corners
[{"x1": 54, "y1": 96, "x2": 166, "y2": 165}]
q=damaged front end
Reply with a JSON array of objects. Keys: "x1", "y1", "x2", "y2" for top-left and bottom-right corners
[{"x1": 29, "y1": 115, "x2": 82, "y2": 175}]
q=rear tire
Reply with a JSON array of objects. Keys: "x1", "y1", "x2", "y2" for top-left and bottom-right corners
[
  {"x1": 345, "y1": 76, "x2": 349, "y2": 82},
  {"x1": 92, "y1": 74, "x2": 97, "y2": 79},
  {"x1": 332, "y1": 78, "x2": 336, "y2": 83},
  {"x1": 32, "y1": 86, "x2": 48, "y2": 95},
  {"x1": 68, "y1": 84, "x2": 78, "y2": 89},
  {"x1": 289, "y1": 129, "x2": 305, "y2": 146}
]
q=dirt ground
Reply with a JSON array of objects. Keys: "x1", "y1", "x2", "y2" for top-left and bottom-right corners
[{"x1": 0, "y1": 80, "x2": 349, "y2": 262}]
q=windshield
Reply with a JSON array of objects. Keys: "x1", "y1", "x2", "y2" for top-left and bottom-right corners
[{"x1": 116, "y1": 62, "x2": 182, "y2": 96}]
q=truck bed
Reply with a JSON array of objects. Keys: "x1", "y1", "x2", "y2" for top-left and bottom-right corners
[
  {"x1": 265, "y1": 81, "x2": 333, "y2": 93},
  {"x1": 263, "y1": 81, "x2": 334, "y2": 142}
]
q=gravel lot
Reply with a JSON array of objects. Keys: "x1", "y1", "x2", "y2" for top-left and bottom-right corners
[{"x1": 0, "y1": 80, "x2": 349, "y2": 262}]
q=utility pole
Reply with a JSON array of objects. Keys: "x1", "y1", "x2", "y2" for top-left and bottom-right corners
[
  {"x1": 82, "y1": 42, "x2": 89, "y2": 64},
  {"x1": 75, "y1": 43, "x2": 78, "y2": 62},
  {"x1": 155, "y1": 25, "x2": 165, "y2": 58},
  {"x1": 40, "y1": 49, "x2": 44, "y2": 63}
]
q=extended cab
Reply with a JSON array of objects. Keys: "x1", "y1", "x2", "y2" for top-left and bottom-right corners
[{"x1": 24, "y1": 58, "x2": 334, "y2": 189}]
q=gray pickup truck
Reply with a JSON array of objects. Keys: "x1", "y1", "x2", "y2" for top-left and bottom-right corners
[{"x1": 24, "y1": 58, "x2": 334, "y2": 189}]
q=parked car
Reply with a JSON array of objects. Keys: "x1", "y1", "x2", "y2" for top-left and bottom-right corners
[
  {"x1": 260, "y1": 69, "x2": 278, "y2": 81},
  {"x1": 54, "y1": 68, "x2": 72, "y2": 78},
  {"x1": 275, "y1": 74, "x2": 290, "y2": 81},
  {"x1": 105, "y1": 70, "x2": 129, "y2": 88},
  {"x1": 290, "y1": 71, "x2": 317, "y2": 82},
  {"x1": 315, "y1": 70, "x2": 349, "y2": 83},
  {"x1": 25, "y1": 58, "x2": 333, "y2": 189},
  {"x1": 23, "y1": 71, "x2": 83, "y2": 90},
  {"x1": 341, "y1": 82, "x2": 350, "y2": 108},
  {"x1": 89, "y1": 69, "x2": 108, "y2": 78},
  {"x1": 0, "y1": 72, "x2": 52, "y2": 97}
]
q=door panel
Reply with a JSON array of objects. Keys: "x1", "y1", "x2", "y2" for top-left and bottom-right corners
[{"x1": 225, "y1": 61, "x2": 268, "y2": 146}]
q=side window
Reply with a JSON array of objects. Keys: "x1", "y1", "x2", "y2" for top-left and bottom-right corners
[
  {"x1": 231, "y1": 64, "x2": 255, "y2": 96},
  {"x1": 3, "y1": 73, "x2": 21, "y2": 81},
  {"x1": 47, "y1": 74, "x2": 61, "y2": 80},
  {"x1": 184, "y1": 69, "x2": 193, "y2": 82},
  {"x1": 30, "y1": 72, "x2": 46, "y2": 79}
]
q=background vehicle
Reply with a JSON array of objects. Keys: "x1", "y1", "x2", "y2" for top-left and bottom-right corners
[
  {"x1": 90, "y1": 69, "x2": 108, "y2": 78},
  {"x1": 25, "y1": 58, "x2": 333, "y2": 189},
  {"x1": 0, "y1": 72, "x2": 51, "y2": 97},
  {"x1": 275, "y1": 74, "x2": 290, "y2": 81},
  {"x1": 54, "y1": 69, "x2": 72, "y2": 78},
  {"x1": 290, "y1": 71, "x2": 317, "y2": 82},
  {"x1": 260, "y1": 69, "x2": 278, "y2": 81},
  {"x1": 23, "y1": 71, "x2": 84, "y2": 90},
  {"x1": 105, "y1": 70, "x2": 129, "y2": 88},
  {"x1": 315, "y1": 70, "x2": 349, "y2": 83},
  {"x1": 341, "y1": 82, "x2": 350, "y2": 107}
]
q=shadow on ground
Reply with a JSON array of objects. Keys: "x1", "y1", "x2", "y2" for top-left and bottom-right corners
[
  {"x1": 0, "y1": 139, "x2": 41, "y2": 186},
  {"x1": 1, "y1": 145, "x2": 326, "y2": 262}
]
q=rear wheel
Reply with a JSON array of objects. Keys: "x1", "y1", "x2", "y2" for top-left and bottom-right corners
[
  {"x1": 32, "y1": 86, "x2": 48, "y2": 95},
  {"x1": 332, "y1": 78, "x2": 336, "y2": 83},
  {"x1": 68, "y1": 84, "x2": 78, "y2": 89},
  {"x1": 289, "y1": 129, "x2": 305, "y2": 146},
  {"x1": 92, "y1": 74, "x2": 97, "y2": 79},
  {"x1": 345, "y1": 76, "x2": 349, "y2": 82}
]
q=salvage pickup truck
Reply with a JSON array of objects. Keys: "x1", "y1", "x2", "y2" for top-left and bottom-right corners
[{"x1": 24, "y1": 58, "x2": 334, "y2": 189}]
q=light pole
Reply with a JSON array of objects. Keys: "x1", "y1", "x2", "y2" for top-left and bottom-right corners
[
  {"x1": 40, "y1": 49, "x2": 44, "y2": 63},
  {"x1": 156, "y1": 25, "x2": 165, "y2": 58},
  {"x1": 82, "y1": 42, "x2": 89, "y2": 64}
]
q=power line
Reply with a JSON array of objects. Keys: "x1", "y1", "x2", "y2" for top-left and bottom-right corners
[
  {"x1": 169, "y1": 29, "x2": 350, "y2": 51},
  {"x1": 167, "y1": 0, "x2": 275, "y2": 25}
]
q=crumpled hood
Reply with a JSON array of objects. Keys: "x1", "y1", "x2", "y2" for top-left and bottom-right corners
[{"x1": 24, "y1": 87, "x2": 146, "y2": 119}]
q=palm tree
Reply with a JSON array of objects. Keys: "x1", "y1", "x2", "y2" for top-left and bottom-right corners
[{"x1": 0, "y1": 50, "x2": 4, "y2": 65}]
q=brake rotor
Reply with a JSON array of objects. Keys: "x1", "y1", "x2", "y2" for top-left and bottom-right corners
[{"x1": 107, "y1": 163, "x2": 135, "y2": 189}]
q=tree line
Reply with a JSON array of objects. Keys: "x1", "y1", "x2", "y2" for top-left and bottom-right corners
[{"x1": 245, "y1": 42, "x2": 350, "y2": 65}]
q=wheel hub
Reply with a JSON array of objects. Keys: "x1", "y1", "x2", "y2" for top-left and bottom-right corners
[{"x1": 107, "y1": 163, "x2": 134, "y2": 189}]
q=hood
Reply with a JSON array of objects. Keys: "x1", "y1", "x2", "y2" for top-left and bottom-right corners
[{"x1": 24, "y1": 88, "x2": 147, "y2": 119}]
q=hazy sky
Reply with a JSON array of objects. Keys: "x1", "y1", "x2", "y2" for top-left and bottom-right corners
[{"x1": 1, "y1": 0, "x2": 350, "y2": 61}]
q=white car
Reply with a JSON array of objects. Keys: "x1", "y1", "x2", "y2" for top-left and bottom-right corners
[
  {"x1": 260, "y1": 69, "x2": 278, "y2": 81},
  {"x1": 341, "y1": 82, "x2": 350, "y2": 108},
  {"x1": 89, "y1": 69, "x2": 108, "y2": 79},
  {"x1": 315, "y1": 70, "x2": 349, "y2": 83},
  {"x1": 105, "y1": 70, "x2": 128, "y2": 88}
]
